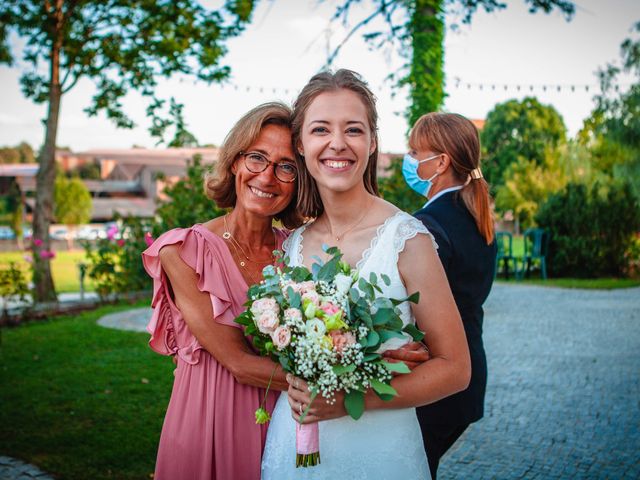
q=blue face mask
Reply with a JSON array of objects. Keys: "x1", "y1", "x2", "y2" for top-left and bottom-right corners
[{"x1": 402, "y1": 153, "x2": 440, "y2": 198}]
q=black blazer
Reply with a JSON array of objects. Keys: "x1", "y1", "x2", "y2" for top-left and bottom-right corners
[{"x1": 415, "y1": 190, "x2": 497, "y2": 425}]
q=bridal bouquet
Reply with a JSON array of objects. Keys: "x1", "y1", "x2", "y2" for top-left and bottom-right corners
[{"x1": 235, "y1": 246, "x2": 424, "y2": 468}]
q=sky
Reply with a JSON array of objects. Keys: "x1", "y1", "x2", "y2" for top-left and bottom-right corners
[{"x1": 0, "y1": 0, "x2": 638, "y2": 154}]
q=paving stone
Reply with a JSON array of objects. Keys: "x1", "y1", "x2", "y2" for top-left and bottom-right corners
[{"x1": 440, "y1": 284, "x2": 640, "y2": 479}]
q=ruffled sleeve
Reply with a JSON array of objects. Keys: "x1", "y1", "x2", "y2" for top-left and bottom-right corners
[{"x1": 141, "y1": 226, "x2": 248, "y2": 364}]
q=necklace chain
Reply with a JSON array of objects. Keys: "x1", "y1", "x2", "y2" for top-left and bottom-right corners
[
  {"x1": 222, "y1": 214, "x2": 276, "y2": 284},
  {"x1": 324, "y1": 197, "x2": 374, "y2": 242}
]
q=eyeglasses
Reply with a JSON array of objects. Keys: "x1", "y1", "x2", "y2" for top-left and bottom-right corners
[{"x1": 239, "y1": 151, "x2": 298, "y2": 183}]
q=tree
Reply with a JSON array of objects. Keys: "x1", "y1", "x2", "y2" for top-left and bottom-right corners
[
  {"x1": 329, "y1": 1, "x2": 574, "y2": 125},
  {"x1": 1, "y1": 0, "x2": 256, "y2": 301},
  {"x1": 0, "y1": 142, "x2": 36, "y2": 164},
  {"x1": 579, "y1": 21, "x2": 640, "y2": 202},
  {"x1": 54, "y1": 175, "x2": 92, "y2": 248},
  {"x1": 153, "y1": 155, "x2": 225, "y2": 237},
  {"x1": 481, "y1": 97, "x2": 567, "y2": 188}
]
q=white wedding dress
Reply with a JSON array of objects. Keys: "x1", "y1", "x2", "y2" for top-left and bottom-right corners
[{"x1": 262, "y1": 211, "x2": 437, "y2": 480}]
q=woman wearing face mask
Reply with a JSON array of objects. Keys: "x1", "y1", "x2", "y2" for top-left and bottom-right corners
[
  {"x1": 403, "y1": 112, "x2": 497, "y2": 480},
  {"x1": 261, "y1": 70, "x2": 471, "y2": 479}
]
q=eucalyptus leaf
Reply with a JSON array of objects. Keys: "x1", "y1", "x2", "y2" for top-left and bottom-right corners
[
  {"x1": 403, "y1": 323, "x2": 425, "y2": 342},
  {"x1": 378, "y1": 329, "x2": 406, "y2": 343},
  {"x1": 381, "y1": 360, "x2": 411, "y2": 374},
  {"x1": 381, "y1": 273, "x2": 391, "y2": 286},
  {"x1": 345, "y1": 390, "x2": 365, "y2": 420},
  {"x1": 370, "y1": 378, "x2": 398, "y2": 396}
]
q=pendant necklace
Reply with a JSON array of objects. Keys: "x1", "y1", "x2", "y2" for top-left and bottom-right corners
[{"x1": 324, "y1": 197, "x2": 374, "y2": 242}]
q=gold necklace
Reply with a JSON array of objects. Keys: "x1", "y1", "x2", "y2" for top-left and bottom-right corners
[
  {"x1": 324, "y1": 197, "x2": 374, "y2": 242},
  {"x1": 223, "y1": 214, "x2": 276, "y2": 267}
]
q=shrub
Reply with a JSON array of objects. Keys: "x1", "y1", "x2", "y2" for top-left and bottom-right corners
[
  {"x1": 83, "y1": 216, "x2": 153, "y2": 300},
  {"x1": 0, "y1": 262, "x2": 30, "y2": 318},
  {"x1": 536, "y1": 182, "x2": 640, "y2": 277}
]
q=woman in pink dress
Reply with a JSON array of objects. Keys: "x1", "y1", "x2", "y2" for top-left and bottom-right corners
[{"x1": 142, "y1": 102, "x2": 304, "y2": 480}]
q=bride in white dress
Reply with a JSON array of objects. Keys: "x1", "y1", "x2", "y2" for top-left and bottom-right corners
[{"x1": 261, "y1": 70, "x2": 470, "y2": 479}]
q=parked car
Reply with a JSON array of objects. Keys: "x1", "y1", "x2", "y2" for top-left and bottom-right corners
[{"x1": 0, "y1": 226, "x2": 16, "y2": 240}]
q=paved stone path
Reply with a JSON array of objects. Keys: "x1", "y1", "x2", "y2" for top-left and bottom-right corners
[
  {"x1": 3, "y1": 284, "x2": 639, "y2": 478},
  {"x1": 97, "y1": 306, "x2": 151, "y2": 332},
  {"x1": 0, "y1": 456, "x2": 53, "y2": 480},
  {"x1": 442, "y1": 284, "x2": 640, "y2": 479}
]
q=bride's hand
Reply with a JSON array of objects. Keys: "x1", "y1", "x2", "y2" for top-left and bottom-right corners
[
  {"x1": 382, "y1": 342, "x2": 430, "y2": 373},
  {"x1": 287, "y1": 374, "x2": 347, "y2": 424}
]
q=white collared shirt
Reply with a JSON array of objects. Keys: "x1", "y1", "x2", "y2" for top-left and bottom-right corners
[{"x1": 423, "y1": 185, "x2": 464, "y2": 208}]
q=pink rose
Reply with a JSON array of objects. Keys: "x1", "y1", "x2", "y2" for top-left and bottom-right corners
[
  {"x1": 299, "y1": 281, "x2": 316, "y2": 294},
  {"x1": 320, "y1": 302, "x2": 341, "y2": 316},
  {"x1": 271, "y1": 325, "x2": 291, "y2": 350},
  {"x1": 251, "y1": 297, "x2": 279, "y2": 317},
  {"x1": 33, "y1": 238, "x2": 43, "y2": 247},
  {"x1": 117, "y1": 239, "x2": 125, "y2": 247},
  {"x1": 301, "y1": 289, "x2": 320, "y2": 306},
  {"x1": 284, "y1": 308, "x2": 303, "y2": 324},
  {"x1": 329, "y1": 331, "x2": 356, "y2": 355},
  {"x1": 257, "y1": 310, "x2": 279, "y2": 334}
]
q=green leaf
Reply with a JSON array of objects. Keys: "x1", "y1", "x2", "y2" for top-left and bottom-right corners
[
  {"x1": 365, "y1": 330, "x2": 380, "y2": 348},
  {"x1": 287, "y1": 287, "x2": 301, "y2": 309},
  {"x1": 333, "y1": 364, "x2": 357, "y2": 375},
  {"x1": 370, "y1": 378, "x2": 398, "y2": 396},
  {"x1": 344, "y1": 390, "x2": 365, "y2": 420},
  {"x1": 381, "y1": 273, "x2": 391, "y2": 286},
  {"x1": 317, "y1": 255, "x2": 341, "y2": 282},
  {"x1": 402, "y1": 324, "x2": 425, "y2": 342},
  {"x1": 362, "y1": 352, "x2": 380, "y2": 362},
  {"x1": 368, "y1": 272, "x2": 378, "y2": 285},
  {"x1": 378, "y1": 329, "x2": 406, "y2": 343},
  {"x1": 381, "y1": 360, "x2": 411, "y2": 374},
  {"x1": 279, "y1": 355, "x2": 290, "y2": 372},
  {"x1": 372, "y1": 308, "x2": 395, "y2": 326},
  {"x1": 349, "y1": 287, "x2": 360, "y2": 303}
]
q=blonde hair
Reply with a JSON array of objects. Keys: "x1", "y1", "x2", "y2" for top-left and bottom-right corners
[
  {"x1": 206, "y1": 102, "x2": 304, "y2": 229},
  {"x1": 292, "y1": 69, "x2": 380, "y2": 218},
  {"x1": 410, "y1": 112, "x2": 495, "y2": 244}
]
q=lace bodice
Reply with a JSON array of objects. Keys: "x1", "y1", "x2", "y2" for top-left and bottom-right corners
[{"x1": 283, "y1": 211, "x2": 437, "y2": 351}]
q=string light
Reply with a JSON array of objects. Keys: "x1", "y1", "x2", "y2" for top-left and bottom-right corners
[{"x1": 209, "y1": 79, "x2": 629, "y2": 96}]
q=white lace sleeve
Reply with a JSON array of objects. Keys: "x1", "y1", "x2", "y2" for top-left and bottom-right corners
[{"x1": 393, "y1": 215, "x2": 438, "y2": 262}]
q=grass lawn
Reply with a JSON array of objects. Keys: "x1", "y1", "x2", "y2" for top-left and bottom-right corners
[
  {"x1": 0, "y1": 250, "x2": 94, "y2": 293},
  {"x1": 0, "y1": 301, "x2": 173, "y2": 480}
]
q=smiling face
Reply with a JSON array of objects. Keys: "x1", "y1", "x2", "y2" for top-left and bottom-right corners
[
  {"x1": 231, "y1": 123, "x2": 296, "y2": 219},
  {"x1": 298, "y1": 89, "x2": 376, "y2": 195}
]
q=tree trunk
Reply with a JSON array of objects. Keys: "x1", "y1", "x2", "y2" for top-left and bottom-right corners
[
  {"x1": 407, "y1": 0, "x2": 445, "y2": 126},
  {"x1": 32, "y1": 0, "x2": 64, "y2": 302}
]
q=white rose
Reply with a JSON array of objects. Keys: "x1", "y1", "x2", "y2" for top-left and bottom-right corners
[
  {"x1": 257, "y1": 310, "x2": 279, "y2": 334},
  {"x1": 334, "y1": 273, "x2": 353, "y2": 296},
  {"x1": 271, "y1": 325, "x2": 292, "y2": 350},
  {"x1": 302, "y1": 290, "x2": 320, "y2": 306},
  {"x1": 305, "y1": 318, "x2": 326, "y2": 338}
]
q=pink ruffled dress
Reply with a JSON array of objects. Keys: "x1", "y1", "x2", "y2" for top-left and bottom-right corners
[{"x1": 142, "y1": 224, "x2": 285, "y2": 480}]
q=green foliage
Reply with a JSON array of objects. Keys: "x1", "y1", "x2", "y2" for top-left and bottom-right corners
[
  {"x1": 0, "y1": 302, "x2": 173, "y2": 480},
  {"x1": 536, "y1": 182, "x2": 640, "y2": 278},
  {"x1": 67, "y1": 162, "x2": 102, "y2": 180},
  {"x1": 153, "y1": 155, "x2": 225, "y2": 236},
  {"x1": 580, "y1": 21, "x2": 640, "y2": 201},
  {"x1": 54, "y1": 175, "x2": 92, "y2": 226},
  {"x1": 83, "y1": 217, "x2": 152, "y2": 300},
  {"x1": 403, "y1": 0, "x2": 445, "y2": 125},
  {"x1": 378, "y1": 156, "x2": 426, "y2": 213},
  {"x1": 0, "y1": 1, "x2": 256, "y2": 138},
  {"x1": 481, "y1": 97, "x2": 567, "y2": 188},
  {"x1": 0, "y1": 261, "x2": 30, "y2": 316},
  {"x1": 329, "y1": 1, "x2": 573, "y2": 127},
  {"x1": 0, "y1": 142, "x2": 36, "y2": 164}
]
